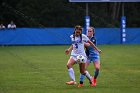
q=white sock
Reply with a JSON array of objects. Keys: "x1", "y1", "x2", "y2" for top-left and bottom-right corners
[
  {"x1": 85, "y1": 70, "x2": 92, "y2": 81},
  {"x1": 68, "y1": 68, "x2": 75, "y2": 81}
]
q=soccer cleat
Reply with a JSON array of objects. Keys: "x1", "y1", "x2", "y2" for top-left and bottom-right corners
[
  {"x1": 92, "y1": 77, "x2": 97, "y2": 86},
  {"x1": 66, "y1": 81, "x2": 77, "y2": 85},
  {"x1": 77, "y1": 84, "x2": 84, "y2": 88},
  {"x1": 89, "y1": 81, "x2": 94, "y2": 87},
  {"x1": 90, "y1": 83, "x2": 95, "y2": 87}
]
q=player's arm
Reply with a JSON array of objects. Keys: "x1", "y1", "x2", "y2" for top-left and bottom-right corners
[
  {"x1": 87, "y1": 40, "x2": 102, "y2": 53},
  {"x1": 65, "y1": 45, "x2": 73, "y2": 55},
  {"x1": 84, "y1": 42, "x2": 90, "y2": 48}
]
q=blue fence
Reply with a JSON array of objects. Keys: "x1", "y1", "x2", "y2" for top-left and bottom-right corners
[{"x1": 0, "y1": 28, "x2": 140, "y2": 45}]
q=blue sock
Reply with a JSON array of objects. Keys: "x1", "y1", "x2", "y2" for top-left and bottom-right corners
[
  {"x1": 94, "y1": 69, "x2": 99, "y2": 79},
  {"x1": 80, "y1": 74, "x2": 85, "y2": 84}
]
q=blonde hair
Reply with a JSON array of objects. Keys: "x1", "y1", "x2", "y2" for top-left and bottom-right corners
[{"x1": 88, "y1": 26, "x2": 95, "y2": 36}]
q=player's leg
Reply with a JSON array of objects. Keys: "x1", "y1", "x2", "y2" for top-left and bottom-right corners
[
  {"x1": 92, "y1": 59, "x2": 100, "y2": 86},
  {"x1": 79, "y1": 59, "x2": 90, "y2": 86},
  {"x1": 85, "y1": 62, "x2": 95, "y2": 86},
  {"x1": 94, "y1": 60, "x2": 100, "y2": 79},
  {"x1": 66, "y1": 56, "x2": 77, "y2": 85},
  {"x1": 85, "y1": 60, "x2": 90, "y2": 69},
  {"x1": 78, "y1": 63, "x2": 92, "y2": 87},
  {"x1": 78, "y1": 63, "x2": 85, "y2": 87}
]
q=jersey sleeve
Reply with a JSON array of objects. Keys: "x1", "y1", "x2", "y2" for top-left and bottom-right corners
[
  {"x1": 82, "y1": 34, "x2": 89, "y2": 42},
  {"x1": 70, "y1": 35, "x2": 74, "y2": 43},
  {"x1": 70, "y1": 35, "x2": 73, "y2": 38}
]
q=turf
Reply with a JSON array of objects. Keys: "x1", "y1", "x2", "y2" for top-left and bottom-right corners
[{"x1": 0, "y1": 45, "x2": 140, "y2": 93}]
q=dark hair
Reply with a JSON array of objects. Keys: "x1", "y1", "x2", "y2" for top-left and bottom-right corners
[{"x1": 73, "y1": 25, "x2": 82, "y2": 42}]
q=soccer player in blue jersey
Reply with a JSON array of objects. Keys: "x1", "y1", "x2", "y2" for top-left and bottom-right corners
[
  {"x1": 78, "y1": 27, "x2": 101, "y2": 87},
  {"x1": 65, "y1": 25, "x2": 101, "y2": 86}
]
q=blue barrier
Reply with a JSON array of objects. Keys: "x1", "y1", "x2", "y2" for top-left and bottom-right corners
[
  {"x1": 0, "y1": 28, "x2": 73, "y2": 45},
  {"x1": 0, "y1": 28, "x2": 140, "y2": 45},
  {"x1": 95, "y1": 28, "x2": 121, "y2": 44},
  {"x1": 125, "y1": 28, "x2": 140, "y2": 44}
]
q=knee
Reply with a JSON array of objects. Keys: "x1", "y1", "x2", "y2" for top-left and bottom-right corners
[
  {"x1": 95, "y1": 67, "x2": 100, "y2": 71},
  {"x1": 66, "y1": 63, "x2": 71, "y2": 69},
  {"x1": 66, "y1": 64, "x2": 69, "y2": 69},
  {"x1": 80, "y1": 71, "x2": 85, "y2": 75},
  {"x1": 95, "y1": 64, "x2": 100, "y2": 71}
]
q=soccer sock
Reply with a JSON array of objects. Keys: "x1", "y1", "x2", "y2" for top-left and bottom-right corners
[
  {"x1": 80, "y1": 74, "x2": 85, "y2": 84},
  {"x1": 94, "y1": 69, "x2": 99, "y2": 79},
  {"x1": 85, "y1": 71, "x2": 92, "y2": 83},
  {"x1": 68, "y1": 68, "x2": 75, "y2": 81}
]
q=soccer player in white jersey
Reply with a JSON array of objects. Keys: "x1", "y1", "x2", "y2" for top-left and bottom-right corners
[{"x1": 65, "y1": 25, "x2": 101, "y2": 86}]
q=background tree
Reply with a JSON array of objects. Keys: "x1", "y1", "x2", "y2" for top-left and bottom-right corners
[{"x1": 0, "y1": 0, "x2": 140, "y2": 27}]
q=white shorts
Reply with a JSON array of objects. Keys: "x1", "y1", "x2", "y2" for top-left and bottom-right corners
[{"x1": 70, "y1": 55, "x2": 87, "y2": 63}]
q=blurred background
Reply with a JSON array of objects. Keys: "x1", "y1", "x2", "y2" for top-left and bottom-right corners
[
  {"x1": 0, "y1": 0, "x2": 140, "y2": 45},
  {"x1": 0, "y1": 0, "x2": 140, "y2": 27}
]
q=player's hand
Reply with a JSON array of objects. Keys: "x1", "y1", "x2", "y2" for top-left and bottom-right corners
[{"x1": 65, "y1": 49, "x2": 69, "y2": 55}]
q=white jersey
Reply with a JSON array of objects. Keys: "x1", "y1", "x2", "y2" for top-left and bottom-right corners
[{"x1": 70, "y1": 34, "x2": 89, "y2": 57}]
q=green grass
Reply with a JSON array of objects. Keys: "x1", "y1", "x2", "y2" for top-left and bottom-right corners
[{"x1": 0, "y1": 45, "x2": 140, "y2": 93}]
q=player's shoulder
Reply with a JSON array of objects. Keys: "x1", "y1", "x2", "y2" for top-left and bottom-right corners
[
  {"x1": 91, "y1": 36, "x2": 96, "y2": 40},
  {"x1": 70, "y1": 34, "x2": 73, "y2": 38},
  {"x1": 82, "y1": 34, "x2": 87, "y2": 37},
  {"x1": 82, "y1": 34, "x2": 89, "y2": 39}
]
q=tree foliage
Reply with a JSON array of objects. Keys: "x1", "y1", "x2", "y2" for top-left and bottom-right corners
[{"x1": 0, "y1": 0, "x2": 140, "y2": 27}]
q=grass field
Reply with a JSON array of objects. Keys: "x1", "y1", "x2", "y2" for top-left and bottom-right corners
[{"x1": 0, "y1": 45, "x2": 140, "y2": 93}]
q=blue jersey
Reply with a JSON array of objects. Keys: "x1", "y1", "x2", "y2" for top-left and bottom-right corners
[{"x1": 85, "y1": 36, "x2": 100, "y2": 62}]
